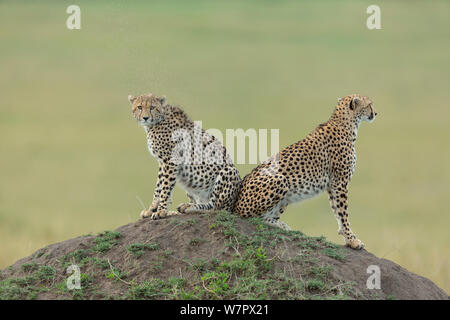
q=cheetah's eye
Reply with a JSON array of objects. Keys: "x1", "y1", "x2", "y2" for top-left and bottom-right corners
[{"x1": 137, "y1": 106, "x2": 142, "y2": 110}]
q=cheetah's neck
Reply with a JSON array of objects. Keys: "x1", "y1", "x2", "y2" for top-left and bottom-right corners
[{"x1": 328, "y1": 114, "x2": 361, "y2": 143}]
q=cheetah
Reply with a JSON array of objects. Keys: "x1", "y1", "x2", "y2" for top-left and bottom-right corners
[
  {"x1": 233, "y1": 94, "x2": 378, "y2": 249},
  {"x1": 128, "y1": 93, "x2": 242, "y2": 220}
]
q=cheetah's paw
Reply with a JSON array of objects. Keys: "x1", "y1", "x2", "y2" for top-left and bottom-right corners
[
  {"x1": 279, "y1": 221, "x2": 292, "y2": 231},
  {"x1": 140, "y1": 209, "x2": 152, "y2": 219},
  {"x1": 151, "y1": 210, "x2": 171, "y2": 220},
  {"x1": 346, "y1": 238, "x2": 365, "y2": 250},
  {"x1": 177, "y1": 203, "x2": 192, "y2": 214},
  {"x1": 141, "y1": 209, "x2": 165, "y2": 220}
]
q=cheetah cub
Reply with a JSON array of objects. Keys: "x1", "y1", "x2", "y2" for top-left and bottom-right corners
[
  {"x1": 128, "y1": 93, "x2": 242, "y2": 220},
  {"x1": 233, "y1": 94, "x2": 377, "y2": 249}
]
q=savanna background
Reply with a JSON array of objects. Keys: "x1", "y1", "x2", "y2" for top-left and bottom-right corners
[{"x1": 1, "y1": 0, "x2": 449, "y2": 293}]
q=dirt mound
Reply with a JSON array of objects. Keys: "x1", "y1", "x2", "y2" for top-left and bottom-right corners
[{"x1": 0, "y1": 213, "x2": 447, "y2": 300}]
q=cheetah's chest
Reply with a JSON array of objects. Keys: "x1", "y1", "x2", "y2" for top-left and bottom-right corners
[
  {"x1": 146, "y1": 133, "x2": 161, "y2": 159},
  {"x1": 146, "y1": 138, "x2": 155, "y2": 156}
]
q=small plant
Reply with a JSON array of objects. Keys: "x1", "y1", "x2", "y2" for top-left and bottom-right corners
[
  {"x1": 60, "y1": 249, "x2": 89, "y2": 267},
  {"x1": 35, "y1": 266, "x2": 56, "y2": 282},
  {"x1": 186, "y1": 218, "x2": 198, "y2": 226},
  {"x1": 168, "y1": 277, "x2": 187, "y2": 297},
  {"x1": 311, "y1": 266, "x2": 333, "y2": 280},
  {"x1": 127, "y1": 242, "x2": 160, "y2": 257},
  {"x1": 322, "y1": 247, "x2": 345, "y2": 261},
  {"x1": 21, "y1": 262, "x2": 38, "y2": 273},
  {"x1": 106, "y1": 266, "x2": 127, "y2": 281},
  {"x1": 219, "y1": 258, "x2": 252, "y2": 276},
  {"x1": 80, "y1": 273, "x2": 94, "y2": 286},
  {"x1": 92, "y1": 257, "x2": 109, "y2": 270},
  {"x1": 150, "y1": 260, "x2": 164, "y2": 273},
  {"x1": 92, "y1": 231, "x2": 121, "y2": 253},
  {"x1": 189, "y1": 237, "x2": 206, "y2": 246},
  {"x1": 306, "y1": 279, "x2": 326, "y2": 291},
  {"x1": 245, "y1": 247, "x2": 272, "y2": 272},
  {"x1": 201, "y1": 271, "x2": 229, "y2": 297},
  {"x1": 188, "y1": 258, "x2": 209, "y2": 272},
  {"x1": 127, "y1": 277, "x2": 187, "y2": 299}
]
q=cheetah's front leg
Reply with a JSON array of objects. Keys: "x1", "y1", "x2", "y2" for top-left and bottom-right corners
[
  {"x1": 140, "y1": 165, "x2": 163, "y2": 219},
  {"x1": 141, "y1": 162, "x2": 179, "y2": 220},
  {"x1": 328, "y1": 182, "x2": 364, "y2": 250}
]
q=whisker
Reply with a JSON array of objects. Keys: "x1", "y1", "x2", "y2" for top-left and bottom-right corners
[{"x1": 136, "y1": 195, "x2": 147, "y2": 210}]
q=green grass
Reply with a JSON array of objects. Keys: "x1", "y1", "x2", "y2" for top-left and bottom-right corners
[
  {"x1": 322, "y1": 247, "x2": 346, "y2": 261},
  {"x1": 128, "y1": 277, "x2": 188, "y2": 300},
  {"x1": 125, "y1": 213, "x2": 355, "y2": 300},
  {"x1": 0, "y1": 265, "x2": 56, "y2": 299},
  {"x1": 92, "y1": 231, "x2": 121, "y2": 253},
  {"x1": 0, "y1": 0, "x2": 449, "y2": 293},
  {"x1": 106, "y1": 265, "x2": 127, "y2": 281},
  {"x1": 0, "y1": 213, "x2": 407, "y2": 299},
  {"x1": 126, "y1": 242, "x2": 160, "y2": 257}
]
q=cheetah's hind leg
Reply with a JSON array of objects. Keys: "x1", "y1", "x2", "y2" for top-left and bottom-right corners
[
  {"x1": 261, "y1": 204, "x2": 291, "y2": 231},
  {"x1": 177, "y1": 190, "x2": 217, "y2": 214},
  {"x1": 178, "y1": 202, "x2": 216, "y2": 214},
  {"x1": 176, "y1": 193, "x2": 197, "y2": 214},
  {"x1": 262, "y1": 216, "x2": 291, "y2": 231},
  {"x1": 177, "y1": 170, "x2": 229, "y2": 215}
]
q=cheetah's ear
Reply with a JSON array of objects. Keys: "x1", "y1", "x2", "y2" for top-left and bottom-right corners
[
  {"x1": 338, "y1": 97, "x2": 343, "y2": 103},
  {"x1": 349, "y1": 97, "x2": 361, "y2": 110},
  {"x1": 128, "y1": 95, "x2": 137, "y2": 105},
  {"x1": 158, "y1": 96, "x2": 166, "y2": 106}
]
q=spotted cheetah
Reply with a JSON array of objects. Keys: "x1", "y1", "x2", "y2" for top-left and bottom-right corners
[
  {"x1": 233, "y1": 94, "x2": 377, "y2": 249},
  {"x1": 128, "y1": 93, "x2": 242, "y2": 220}
]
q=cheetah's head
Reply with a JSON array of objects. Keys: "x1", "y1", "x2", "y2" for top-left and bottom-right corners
[
  {"x1": 339, "y1": 94, "x2": 377, "y2": 123},
  {"x1": 128, "y1": 93, "x2": 166, "y2": 127}
]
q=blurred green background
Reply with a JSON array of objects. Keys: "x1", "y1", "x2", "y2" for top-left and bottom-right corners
[{"x1": 1, "y1": 0, "x2": 449, "y2": 293}]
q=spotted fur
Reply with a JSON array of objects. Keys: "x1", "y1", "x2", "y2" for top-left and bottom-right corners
[
  {"x1": 129, "y1": 93, "x2": 242, "y2": 220},
  {"x1": 233, "y1": 94, "x2": 378, "y2": 249}
]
